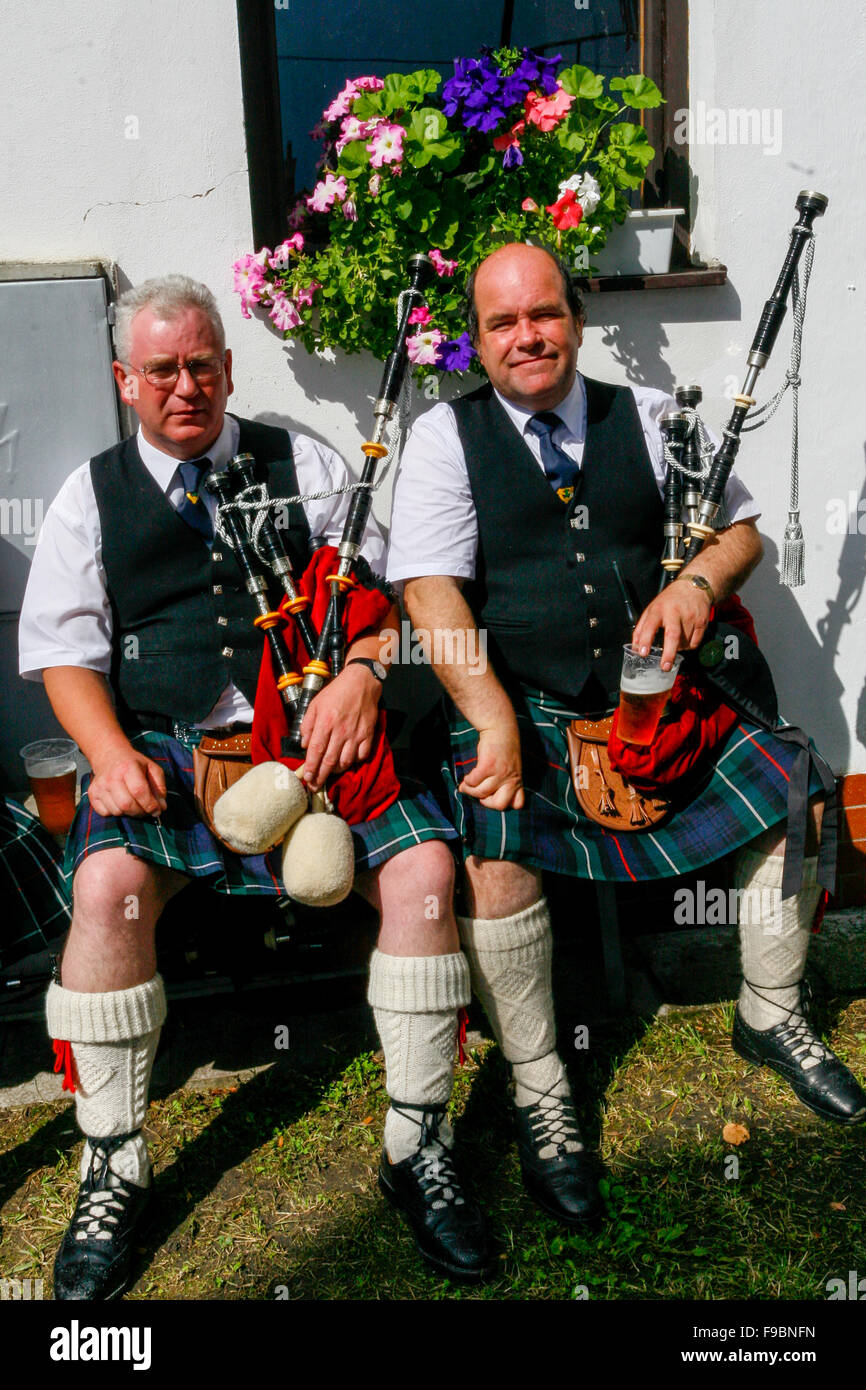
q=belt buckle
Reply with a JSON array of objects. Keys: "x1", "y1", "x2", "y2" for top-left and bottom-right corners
[{"x1": 172, "y1": 720, "x2": 203, "y2": 747}]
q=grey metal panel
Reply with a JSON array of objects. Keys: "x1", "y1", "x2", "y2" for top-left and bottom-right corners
[{"x1": 0, "y1": 272, "x2": 121, "y2": 789}]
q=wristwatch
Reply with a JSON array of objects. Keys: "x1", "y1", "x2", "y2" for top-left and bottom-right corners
[
  {"x1": 346, "y1": 657, "x2": 388, "y2": 684},
  {"x1": 676, "y1": 572, "x2": 716, "y2": 607}
]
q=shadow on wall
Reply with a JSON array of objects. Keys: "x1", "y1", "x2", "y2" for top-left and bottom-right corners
[
  {"x1": 592, "y1": 277, "x2": 743, "y2": 394},
  {"x1": 817, "y1": 451, "x2": 866, "y2": 757},
  {"x1": 742, "y1": 533, "x2": 851, "y2": 772}
]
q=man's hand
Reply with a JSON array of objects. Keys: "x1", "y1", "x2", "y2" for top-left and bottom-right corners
[
  {"x1": 298, "y1": 662, "x2": 382, "y2": 790},
  {"x1": 631, "y1": 580, "x2": 714, "y2": 671},
  {"x1": 458, "y1": 724, "x2": 525, "y2": 811},
  {"x1": 88, "y1": 746, "x2": 168, "y2": 819}
]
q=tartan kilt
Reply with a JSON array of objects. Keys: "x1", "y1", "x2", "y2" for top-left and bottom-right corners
[
  {"x1": 0, "y1": 796, "x2": 71, "y2": 968},
  {"x1": 439, "y1": 686, "x2": 826, "y2": 883},
  {"x1": 64, "y1": 731, "x2": 458, "y2": 895}
]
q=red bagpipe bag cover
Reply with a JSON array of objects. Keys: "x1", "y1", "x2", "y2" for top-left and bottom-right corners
[
  {"x1": 607, "y1": 594, "x2": 757, "y2": 792},
  {"x1": 251, "y1": 545, "x2": 401, "y2": 823}
]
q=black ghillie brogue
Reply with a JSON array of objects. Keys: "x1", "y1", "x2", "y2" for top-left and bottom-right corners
[
  {"x1": 53, "y1": 1131, "x2": 151, "y2": 1301},
  {"x1": 732, "y1": 993, "x2": 866, "y2": 1125},
  {"x1": 514, "y1": 1092, "x2": 604, "y2": 1226},
  {"x1": 378, "y1": 1103, "x2": 493, "y2": 1282}
]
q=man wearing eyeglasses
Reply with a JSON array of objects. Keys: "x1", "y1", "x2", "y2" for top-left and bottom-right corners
[{"x1": 19, "y1": 275, "x2": 482, "y2": 1299}]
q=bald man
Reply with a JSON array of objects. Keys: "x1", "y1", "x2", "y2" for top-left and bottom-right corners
[{"x1": 385, "y1": 241, "x2": 863, "y2": 1243}]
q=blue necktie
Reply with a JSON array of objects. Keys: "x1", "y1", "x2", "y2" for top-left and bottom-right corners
[
  {"x1": 525, "y1": 412, "x2": 580, "y2": 504},
  {"x1": 176, "y1": 458, "x2": 213, "y2": 540}
]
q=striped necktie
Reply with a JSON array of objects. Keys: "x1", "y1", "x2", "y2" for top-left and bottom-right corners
[
  {"x1": 525, "y1": 412, "x2": 580, "y2": 504},
  {"x1": 175, "y1": 458, "x2": 213, "y2": 539}
]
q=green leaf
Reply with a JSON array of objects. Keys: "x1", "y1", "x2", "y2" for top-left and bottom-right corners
[
  {"x1": 558, "y1": 64, "x2": 604, "y2": 100},
  {"x1": 610, "y1": 74, "x2": 664, "y2": 109},
  {"x1": 381, "y1": 74, "x2": 409, "y2": 115},
  {"x1": 351, "y1": 92, "x2": 381, "y2": 121},
  {"x1": 337, "y1": 140, "x2": 371, "y2": 171}
]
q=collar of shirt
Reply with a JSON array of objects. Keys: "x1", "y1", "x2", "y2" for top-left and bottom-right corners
[
  {"x1": 492, "y1": 372, "x2": 587, "y2": 468},
  {"x1": 135, "y1": 414, "x2": 240, "y2": 495}
]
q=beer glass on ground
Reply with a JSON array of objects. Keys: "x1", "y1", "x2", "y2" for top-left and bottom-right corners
[
  {"x1": 618, "y1": 646, "x2": 682, "y2": 746},
  {"x1": 20, "y1": 738, "x2": 78, "y2": 835}
]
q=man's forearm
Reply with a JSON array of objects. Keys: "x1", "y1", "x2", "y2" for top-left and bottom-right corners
[
  {"x1": 681, "y1": 519, "x2": 763, "y2": 603},
  {"x1": 43, "y1": 667, "x2": 134, "y2": 773},
  {"x1": 402, "y1": 577, "x2": 517, "y2": 734}
]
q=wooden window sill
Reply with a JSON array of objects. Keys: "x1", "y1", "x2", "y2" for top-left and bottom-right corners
[{"x1": 576, "y1": 266, "x2": 728, "y2": 293}]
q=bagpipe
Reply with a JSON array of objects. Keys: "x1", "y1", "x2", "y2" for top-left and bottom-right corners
[
  {"x1": 203, "y1": 253, "x2": 436, "y2": 905},
  {"x1": 602, "y1": 191, "x2": 837, "y2": 895}
]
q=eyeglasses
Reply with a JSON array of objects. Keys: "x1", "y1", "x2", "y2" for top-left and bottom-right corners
[{"x1": 126, "y1": 356, "x2": 225, "y2": 388}]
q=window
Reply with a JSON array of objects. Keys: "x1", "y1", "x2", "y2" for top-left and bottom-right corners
[{"x1": 238, "y1": 0, "x2": 688, "y2": 255}]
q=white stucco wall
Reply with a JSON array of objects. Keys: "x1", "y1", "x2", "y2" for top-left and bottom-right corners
[{"x1": 1, "y1": 0, "x2": 863, "y2": 771}]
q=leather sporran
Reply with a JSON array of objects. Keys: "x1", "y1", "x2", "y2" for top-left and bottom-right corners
[
  {"x1": 193, "y1": 732, "x2": 255, "y2": 850},
  {"x1": 566, "y1": 714, "x2": 671, "y2": 832}
]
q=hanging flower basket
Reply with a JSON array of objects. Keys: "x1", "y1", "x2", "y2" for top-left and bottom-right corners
[{"x1": 233, "y1": 47, "x2": 663, "y2": 379}]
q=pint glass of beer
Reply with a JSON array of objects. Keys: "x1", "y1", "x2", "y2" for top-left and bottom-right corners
[
  {"x1": 617, "y1": 646, "x2": 682, "y2": 746},
  {"x1": 20, "y1": 738, "x2": 78, "y2": 835}
]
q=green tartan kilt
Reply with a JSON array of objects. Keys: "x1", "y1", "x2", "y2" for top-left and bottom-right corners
[
  {"x1": 64, "y1": 731, "x2": 458, "y2": 895},
  {"x1": 440, "y1": 686, "x2": 827, "y2": 883},
  {"x1": 0, "y1": 796, "x2": 71, "y2": 968}
]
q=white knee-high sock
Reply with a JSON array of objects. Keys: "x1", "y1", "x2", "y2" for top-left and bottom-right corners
[
  {"x1": 367, "y1": 950, "x2": 470, "y2": 1163},
  {"x1": 46, "y1": 975, "x2": 167, "y2": 1187},
  {"x1": 458, "y1": 900, "x2": 578, "y2": 1140},
  {"x1": 736, "y1": 850, "x2": 821, "y2": 1032}
]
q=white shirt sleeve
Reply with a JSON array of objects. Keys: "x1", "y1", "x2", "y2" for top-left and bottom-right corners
[
  {"x1": 386, "y1": 402, "x2": 479, "y2": 584},
  {"x1": 18, "y1": 463, "x2": 114, "y2": 682},
  {"x1": 290, "y1": 433, "x2": 387, "y2": 576},
  {"x1": 632, "y1": 385, "x2": 761, "y2": 526}
]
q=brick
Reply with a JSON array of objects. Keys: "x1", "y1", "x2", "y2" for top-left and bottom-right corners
[
  {"x1": 840, "y1": 805, "x2": 866, "y2": 843},
  {"x1": 838, "y1": 773, "x2": 866, "y2": 809}
]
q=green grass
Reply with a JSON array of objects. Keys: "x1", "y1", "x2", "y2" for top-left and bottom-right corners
[{"x1": 2, "y1": 998, "x2": 865, "y2": 1300}]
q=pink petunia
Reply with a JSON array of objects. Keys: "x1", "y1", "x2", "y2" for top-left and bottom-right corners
[
  {"x1": 367, "y1": 122, "x2": 405, "y2": 167},
  {"x1": 524, "y1": 85, "x2": 574, "y2": 132},
  {"x1": 268, "y1": 234, "x2": 305, "y2": 270},
  {"x1": 408, "y1": 306, "x2": 432, "y2": 326},
  {"x1": 368, "y1": 173, "x2": 382, "y2": 197},
  {"x1": 521, "y1": 197, "x2": 540, "y2": 213},
  {"x1": 406, "y1": 328, "x2": 446, "y2": 365},
  {"x1": 342, "y1": 198, "x2": 358, "y2": 222},
  {"x1": 429, "y1": 248, "x2": 458, "y2": 278},
  {"x1": 354, "y1": 75, "x2": 384, "y2": 91},
  {"x1": 307, "y1": 173, "x2": 349, "y2": 213},
  {"x1": 295, "y1": 280, "x2": 321, "y2": 308},
  {"x1": 336, "y1": 115, "x2": 377, "y2": 153},
  {"x1": 232, "y1": 253, "x2": 269, "y2": 318},
  {"x1": 322, "y1": 81, "x2": 360, "y2": 124},
  {"x1": 269, "y1": 292, "x2": 302, "y2": 332}
]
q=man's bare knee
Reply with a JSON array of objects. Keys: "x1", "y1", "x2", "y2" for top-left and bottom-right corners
[
  {"x1": 72, "y1": 849, "x2": 187, "y2": 932},
  {"x1": 463, "y1": 856, "x2": 541, "y2": 918},
  {"x1": 746, "y1": 794, "x2": 825, "y2": 859}
]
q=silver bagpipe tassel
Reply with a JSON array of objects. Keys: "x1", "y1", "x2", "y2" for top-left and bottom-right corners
[{"x1": 781, "y1": 508, "x2": 806, "y2": 588}]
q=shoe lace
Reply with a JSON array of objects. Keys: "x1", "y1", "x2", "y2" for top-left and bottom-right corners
[
  {"x1": 392, "y1": 1103, "x2": 466, "y2": 1211},
  {"x1": 73, "y1": 1132, "x2": 139, "y2": 1245},
  {"x1": 743, "y1": 978, "x2": 831, "y2": 1071},
  {"x1": 524, "y1": 1090, "x2": 585, "y2": 1159}
]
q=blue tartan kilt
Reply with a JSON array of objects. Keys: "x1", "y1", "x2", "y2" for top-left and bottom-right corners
[
  {"x1": 440, "y1": 686, "x2": 826, "y2": 883},
  {"x1": 0, "y1": 796, "x2": 72, "y2": 968},
  {"x1": 64, "y1": 731, "x2": 458, "y2": 895}
]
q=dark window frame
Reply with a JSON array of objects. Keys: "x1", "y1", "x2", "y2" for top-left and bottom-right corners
[{"x1": 236, "y1": 0, "x2": 690, "y2": 258}]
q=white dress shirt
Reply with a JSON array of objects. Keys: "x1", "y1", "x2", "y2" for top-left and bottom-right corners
[
  {"x1": 19, "y1": 414, "x2": 387, "y2": 728},
  {"x1": 386, "y1": 373, "x2": 759, "y2": 584}
]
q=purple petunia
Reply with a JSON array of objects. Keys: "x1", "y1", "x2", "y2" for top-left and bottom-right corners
[
  {"x1": 502, "y1": 142, "x2": 523, "y2": 170},
  {"x1": 435, "y1": 333, "x2": 478, "y2": 372},
  {"x1": 441, "y1": 49, "x2": 559, "y2": 134}
]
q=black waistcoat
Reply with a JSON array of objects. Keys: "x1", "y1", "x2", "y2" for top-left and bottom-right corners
[
  {"x1": 91, "y1": 416, "x2": 311, "y2": 730},
  {"x1": 452, "y1": 377, "x2": 664, "y2": 706}
]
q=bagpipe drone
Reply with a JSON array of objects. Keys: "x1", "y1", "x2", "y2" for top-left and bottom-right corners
[{"x1": 206, "y1": 253, "x2": 436, "y2": 905}]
